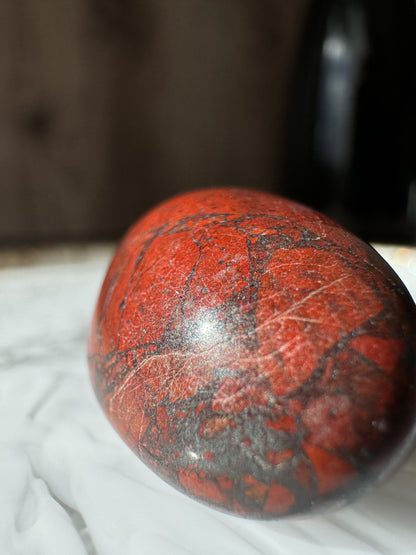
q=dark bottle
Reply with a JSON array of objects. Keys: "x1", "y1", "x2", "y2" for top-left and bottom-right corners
[{"x1": 282, "y1": 0, "x2": 416, "y2": 243}]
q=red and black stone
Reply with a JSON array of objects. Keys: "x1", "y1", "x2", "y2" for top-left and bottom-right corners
[{"x1": 88, "y1": 188, "x2": 416, "y2": 518}]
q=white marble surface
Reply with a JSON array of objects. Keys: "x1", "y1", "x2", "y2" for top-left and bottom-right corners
[{"x1": 1, "y1": 244, "x2": 416, "y2": 555}]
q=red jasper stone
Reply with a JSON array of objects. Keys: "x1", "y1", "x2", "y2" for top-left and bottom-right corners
[{"x1": 88, "y1": 188, "x2": 416, "y2": 518}]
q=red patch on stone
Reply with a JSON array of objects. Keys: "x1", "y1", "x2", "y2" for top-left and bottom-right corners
[
  {"x1": 266, "y1": 415, "x2": 297, "y2": 433},
  {"x1": 178, "y1": 469, "x2": 227, "y2": 504},
  {"x1": 303, "y1": 443, "x2": 356, "y2": 495},
  {"x1": 263, "y1": 481, "x2": 296, "y2": 514},
  {"x1": 244, "y1": 476, "x2": 269, "y2": 504},
  {"x1": 350, "y1": 336, "x2": 404, "y2": 374},
  {"x1": 156, "y1": 406, "x2": 169, "y2": 442},
  {"x1": 198, "y1": 416, "x2": 230, "y2": 439},
  {"x1": 217, "y1": 474, "x2": 233, "y2": 490},
  {"x1": 203, "y1": 451, "x2": 214, "y2": 461}
]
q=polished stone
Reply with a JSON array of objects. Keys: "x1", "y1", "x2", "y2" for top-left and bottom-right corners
[{"x1": 89, "y1": 189, "x2": 416, "y2": 518}]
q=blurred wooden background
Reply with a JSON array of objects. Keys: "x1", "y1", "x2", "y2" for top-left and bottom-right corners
[{"x1": 0, "y1": 0, "x2": 309, "y2": 244}]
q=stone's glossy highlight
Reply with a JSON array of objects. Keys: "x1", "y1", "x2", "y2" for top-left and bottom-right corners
[{"x1": 89, "y1": 188, "x2": 416, "y2": 518}]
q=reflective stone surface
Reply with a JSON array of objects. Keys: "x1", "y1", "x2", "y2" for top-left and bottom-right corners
[{"x1": 89, "y1": 188, "x2": 416, "y2": 518}]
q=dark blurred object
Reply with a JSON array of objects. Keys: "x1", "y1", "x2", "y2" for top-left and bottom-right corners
[
  {"x1": 0, "y1": 0, "x2": 308, "y2": 244},
  {"x1": 283, "y1": 0, "x2": 416, "y2": 243}
]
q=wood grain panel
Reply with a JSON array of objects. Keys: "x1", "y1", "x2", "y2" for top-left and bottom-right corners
[{"x1": 0, "y1": 0, "x2": 309, "y2": 243}]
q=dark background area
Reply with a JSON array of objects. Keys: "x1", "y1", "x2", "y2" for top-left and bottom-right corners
[
  {"x1": 0, "y1": 0, "x2": 308, "y2": 244},
  {"x1": 1, "y1": 0, "x2": 415, "y2": 245}
]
